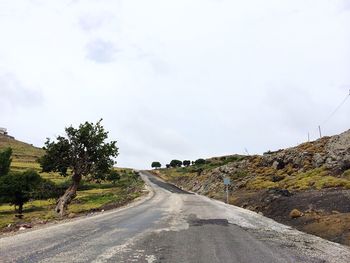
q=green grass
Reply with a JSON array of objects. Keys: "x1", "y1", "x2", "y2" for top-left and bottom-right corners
[
  {"x1": 0, "y1": 199, "x2": 57, "y2": 228},
  {"x1": 0, "y1": 137, "x2": 145, "y2": 230},
  {"x1": 343, "y1": 169, "x2": 350, "y2": 180},
  {"x1": 0, "y1": 171, "x2": 144, "y2": 229},
  {"x1": 279, "y1": 168, "x2": 350, "y2": 190},
  {"x1": 246, "y1": 177, "x2": 278, "y2": 190},
  {"x1": 236, "y1": 167, "x2": 350, "y2": 191}
]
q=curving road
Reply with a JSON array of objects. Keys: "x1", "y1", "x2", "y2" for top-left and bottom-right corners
[{"x1": 1, "y1": 171, "x2": 350, "y2": 263}]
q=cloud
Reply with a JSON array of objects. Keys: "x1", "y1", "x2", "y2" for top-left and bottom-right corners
[
  {"x1": 340, "y1": 0, "x2": 350, "y2": 11},
  {"x1": 85, "y1": 39, "x2": 119, "y2": 63},
  {"x1": 0, "y1": 0, "x2": 349, "y2": 168},
  {"x1": 79, "y1": 13, "x2": 111, "y2": 32},
  {"x1": 0, "y1": 73, "x2": 43, "y2": 110}
]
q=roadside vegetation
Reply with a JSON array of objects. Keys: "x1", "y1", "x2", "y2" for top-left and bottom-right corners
[{"x1": 0, "y1": 121, "x2": 145, "y2": 233}]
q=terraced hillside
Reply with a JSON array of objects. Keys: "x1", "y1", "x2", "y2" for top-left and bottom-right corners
[
  {"x1": 0, "y1": 134, "x2": 44, "y2": 165},
  {"x1": 154, "y1": 129, "x2": 350, "y2": 246}
]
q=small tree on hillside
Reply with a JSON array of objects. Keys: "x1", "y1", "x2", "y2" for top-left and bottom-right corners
[
  {"x1": 170, "y1": 160, "x2": 182, "y2": 168},
  {"x1": 183, "y1": 160, "x2": 191, "y2": 167},
  {"x1": 151, "y1": 162, "x2": 161, "y2": 169},
  {"x1": 39, "y1": 120, "x2": 119, "y2": 216},
  {"x1": 194, "y1": 158, "x2": 206, "y2": 165},
  {"x1": 106, "y1": 170, "x2": 121, "y2": 185},
  {"x1": 0, "y1": 170, "x2": 43, "y2": 216},
  {"x1": 0, "y1": 148, "x2": 12, "y2": 176}
]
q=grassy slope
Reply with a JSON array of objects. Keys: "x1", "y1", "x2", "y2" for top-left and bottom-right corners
[
  {"x1": 0, "y1": 135, "x2": 145, "y2": 230},
  {"x1": 0, "y1": 134, "x2": 44, "y2": 163}
]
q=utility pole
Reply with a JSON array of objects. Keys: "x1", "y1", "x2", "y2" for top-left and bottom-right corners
[
  {"x1": 308, "y1": 132, "x2": 310, "y2": 142},
  {"x1": 318, "y1": 125, "x2": 322, "y2": 138},
  {"x1": 224, "y1": 178, "x2": 231, "y2": 204},
  {"x1": 244, "y1": 148, "x2": 250, "y2": 156},
  {"x1": 226, "y1": 184, "x2": 229, "y2": 204}
]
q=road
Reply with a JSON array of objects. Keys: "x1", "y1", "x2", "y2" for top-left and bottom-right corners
[{"x1": 1, "y1": 171, "x2": 350, "y2": 263}]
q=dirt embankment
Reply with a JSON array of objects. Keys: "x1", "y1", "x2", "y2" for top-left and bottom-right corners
[
  {"x1": 229, "y1": 188, "x2": 350, "y2": 246},
  {"x1": 154, "y1": 129, "x2": 350, "y2": 246}
]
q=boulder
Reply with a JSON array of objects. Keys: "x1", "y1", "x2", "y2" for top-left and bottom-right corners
[
  {"x1": 19, "y1": 223, "x2": 32, "y2": 229},
  {"x1": 325, "y1": 130, "x2": 350, "y2": 173},
  {"x1": 68, "y1": 213, "x2": 76, "y2": 218},
  {"x1": 289, "y1": 209, "x2": 303, "y2": 218},
  {"x1": 267, "y1": 188, "x2": 292, "y2": 197}
]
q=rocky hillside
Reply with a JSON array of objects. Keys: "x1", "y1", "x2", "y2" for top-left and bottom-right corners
[{"x1": 154, "y1": 129, "x2": 350, "y2": 246}]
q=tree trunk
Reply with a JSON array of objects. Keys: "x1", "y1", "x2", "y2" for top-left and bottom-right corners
[
  {"x1": 15, "y1": 203, "x2": 24, "y2": 219},
  {"x1": 18, "y1": 203, "x2": 23, "y2": 215},
  {"x1": 55, "y1": 176, "x2": 81, "y2": 216}
]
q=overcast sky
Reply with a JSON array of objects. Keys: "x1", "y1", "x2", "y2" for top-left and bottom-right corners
[{"x1": 0, "y1": 0, "x2": 349, "y2": 169}]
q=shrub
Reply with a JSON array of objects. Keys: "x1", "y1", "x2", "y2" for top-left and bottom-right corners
[
  {"x1": 106, "y1": 170, "x2": 121, "y2": 185},
  {"x1": 194, "y1": 159, "x2": 206, "y2": 165},
  {"x1": 0, "y1": 147, "x2": 12, "y2": 176},
  {"x1": 183, "y1": 160, "x2": 191, "y2": 167}
]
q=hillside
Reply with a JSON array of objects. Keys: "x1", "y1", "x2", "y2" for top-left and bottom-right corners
[
  {"x1": 0, "y1": 134, "x2": 44, "y2": 163},
  {"x1": 154, "y1": 129, "x2": 350, "y2": 246}
]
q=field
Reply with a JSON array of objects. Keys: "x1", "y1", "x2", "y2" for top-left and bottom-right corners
[{"x1": 0, "y1": 135, "x2": 145, "y2": 231}]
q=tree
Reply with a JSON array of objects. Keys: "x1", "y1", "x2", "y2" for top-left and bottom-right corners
[
  {"x1": 170, "y1": 160, "x2": 182, "y2": 168},
  {"x1": 106, "y1": 170, "x2": 120, "y2": 185},
  {"x1": 194, "y1": 158, "x2": 206, "y2": 165},
  {"x1": 0, "y1": 170, "x2": 43, "y2": 216},
  {"x1": 151, "y1": 161, "x2": 161, "y2": 169},
  {"x1": 183, "y1": 160, "x2": 191, "y2": 167},
  {"x1": 39, "y1": 120, "x2": 119, "y2": 216},
  {"x1": 0, "y1": 148, "x2": 12, "y2": 176},
  {"x1": 166, "y1": 164, "x2": 171, "y2": 169}
]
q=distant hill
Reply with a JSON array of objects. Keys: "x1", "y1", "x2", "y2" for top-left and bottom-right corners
[{"x1": 0, "y1": 134, "x2": 44, "y2": 163}]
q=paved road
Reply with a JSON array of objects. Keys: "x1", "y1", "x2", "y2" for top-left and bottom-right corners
[{"x1": 1, "y1": 172, "x2": 350, "y2": 263}]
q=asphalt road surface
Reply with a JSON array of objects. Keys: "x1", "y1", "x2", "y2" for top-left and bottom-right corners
[{"x1": 1, "y1": 171, "x2": 350, "y2": 263}]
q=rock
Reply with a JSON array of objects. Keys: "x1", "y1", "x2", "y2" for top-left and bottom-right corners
[
  {"x1": 20, "y1": 223, "x2": 32, "y2": 229},
  {"x1": 19, "y1": 227, "x2": 26, "y2": 231},
  {"x1": 289, "y1": 209, "x2": 303, "y2": 218},
  {"x1": 101, "y1": 209, "x2": 105, "y2": 213},
  {"x1": 68, "y1": 213, "x2": 76, "y2": 218},
  {"x1": 267, "y1": 188, "x2": 292, "y2": 197},
  {"x1": 332, "y1": 210, "x2": 340, "y2": 214},
  {"x1": 271, "y1": 175, "x2": 284, "y2": 182},
  {"x1": 272, "y1": 159, "x2": 285, "y2": 170},
  {"x1": 7, "y1": 224, "x2": 12, "y2": 228},
  {"x1": 325, "y1": 130, "x2": 350, "y2": 173},
  {"x1": 313, "y1": 153, "x2": 325, "y2": 167}
]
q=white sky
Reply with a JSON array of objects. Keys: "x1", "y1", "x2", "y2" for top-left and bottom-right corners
[{"x1": 0, "y1": 0, "x2": 349, "y2": 169}]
